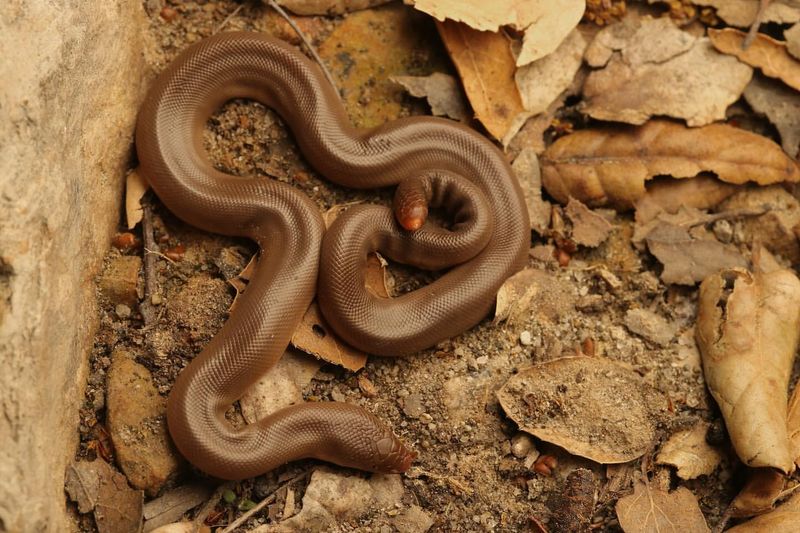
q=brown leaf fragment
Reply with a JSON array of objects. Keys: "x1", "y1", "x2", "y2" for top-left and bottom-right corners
[
  {"x1": 497, "y1": 356, "x2": 668, "y2": 464},
  {"x1": 437, "y1": 20, "x2": 525, "y2": 140},
  {"x1": 709, "y1": 28, "x2": 800, "y2": 92},
  {"x1": 391, "y1": 73, "x2": 468, "y2": 121},
  {"x1": 582, "y1": 17, "x2": 752, "y2": 126},
  {"x1": 656, "y1": 421, "x2": 723, "y2": 479},
  {"x1": 634, "y1": 176, "x2": 739, "y2": 225},
  {"x1": 565, "y1": 198, "x2": 613, "y2": 247},
  {"x1": 744, "y1": 74, "x2": 800, "y2": 158},
  {"x1": 549, "y1": 469, "x2": 596, "y2": 533},
  {"x1": 292, "y1": 302, "x2": 368, "y2": 371},
  {"x1": 786, "y1": 23, "x2": 800, "y2": 60},
  {"x1": 228, "y1": 253, "x2": 257, "y2": 314},
  {"x1": 691, "y1": 0, "x2": 800, "y2": 27},
  {"x1": 729, "y1": 468, "x2": 787, "y2": 518},
  {"x1": 644, "y1": 214, "x2": 747, "y2": 285},
  {"x1": 540, "y1": 120, "x2": 800, "y2": 209},
  {"x1": 65, "y1": 460, "x2": 144, "y2": 533},
  {"x1": 696, "y1": 268, "x2": 800, "y2": 473},
  {"x1": 142, "y1": 483, "x2": 213, "y2": 533},
  {"x1": 789, "y1": 381, "x2": 800, "y2": 467},
  {"x1": 615, "y1": 480, "x2": 710, "y2": 533},
  {"x1": 494, "y1": 267, "x2": 576, "y2": 324},
  {"x1": 126, "y1": 168, "x2": 149, "y2": 230},
  {"x1": 511, "y1": 148, "x2": 552, "y2": 234},
  {"x1": 728, "y1": 491, "x2": 800, "y2": 532}
]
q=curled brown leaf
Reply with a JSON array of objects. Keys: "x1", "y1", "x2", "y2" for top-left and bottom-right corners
[{"x1": 709, "y1": 28, "x2": 800, "y2": 92}]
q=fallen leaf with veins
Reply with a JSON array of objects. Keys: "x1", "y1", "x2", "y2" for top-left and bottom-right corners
[
  {"x1": 696, "y1": 268, "x2": 800, "y2": 473},
  {"x1": 540, "y1": 120, "x2": 800, "y2": 209},
  {"x1": 126, "y1": 168, "x2": 149, "y2": 229},
  {"x1": 616, "y1": 479, "x2": 710, "y2": 533},
  {"x1": 729, "y1": 468, "x2": 787, "y2": 518},
  {"x1": 656, "y1": 421, "x2": 723, "y2": 479},
  {"x1": 391, "y1": 73, "x2": 468, "y2": 121},
  {"x1": 564, "y1": 198, "x2": 613, "y2": 247},
  {"x1": 691, "y1": 0, "x2": 800, "y2": 27},
  {"x1": 497, "y1": 356, "x2": 668, "y2": 464},
  {"x1": 709, "y1": 28, "x2": 800, "y2": 92},
  {"x1": 405, "y1": 0, "x2": 585, "y2": 66},
  {"x1": 582, "y1": 17, "x2": 752, "y2": 126},
  {"x1": 743, "y1": 74, "x2": 800, "y2": 158},
  {"x1": 634, "y1": 176, "x2": 738, "y2": 225},
  {"x1": 65, "y1": 459, "x2": 144, "y2": 533},
  {"x1": 436, "y1": 20, "x2": 524, "y2": 140},
  {"x1": 728, "y1": 490, "x2": 800, "y2": 531}
]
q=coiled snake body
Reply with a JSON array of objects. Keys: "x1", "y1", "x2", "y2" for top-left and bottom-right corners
[{"x1": 135, "y1": 32, "x2": 529, "y2": 480}]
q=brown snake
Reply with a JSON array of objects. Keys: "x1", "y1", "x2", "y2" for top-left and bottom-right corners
[{"x1": 135, "y1": 32, "x2": 529, "y2": 480}]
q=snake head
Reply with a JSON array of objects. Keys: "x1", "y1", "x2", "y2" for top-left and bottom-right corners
[{"x1": 374, "y1": 435, "x2": 416, "y2": 473}]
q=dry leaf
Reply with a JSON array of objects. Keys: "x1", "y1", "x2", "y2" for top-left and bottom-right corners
[
  {"x1": 582, "y1": 18, "x2": 752, "y2": 126},
  {"x1": 789, "y1": 382, "x2": 800, "y2": 467},
  {"x1": 143, "y1": 483, "x2": 212, "y2": 533},
  {"x1": 391, "y1": 73, "x2": 468, "y2": 121},
  {"x1": 540, "y1": 120, "x2": 800, "y2": 209},
  {"x1": 624, "y1": 308, "x2": 676, "y2": 347},
  {"x1": 616, "y1": 480, "x2": 710, "y2": 533},
  {"x1": 743, "y1": 74, "x2": 800, "y2": 158},
  {"x1": 709, "y1": 28, "x2": 800, "y2": 92},
  {"x1": 691, "y1": 0, "x2": 800, "y2": 27},
  {"x1": 728, "y1": 491, "x2": 800, "y2": 532},
  {"x1": 634, "y1": 176, "x2": 739, "y2": 225},
  {"x1": 150, "y1": 524, "x2": 210, "y2": 533},
  {"x1": 240, "y1": 349, "x2": 323, "y2": 424},
  {"x1": 656, "y1": 422, "x2": 723, "y2": 480},
  {"x1": 494, "y1": 268, "x2": 575, "y2": 324},
  {"x1": 228, "y1": 253, "x2": 257, "y2": 314},
  {"x1": 126, "y1": 168, "x2": 149, "y2": 229},
  {"x1": 437, "y1": 20, "x2": 525, "y2": 140},
  {"x1": 515, "y1": 29, "x2": 587, "y2": 117},
  {"x1": 696, "y1": 268, "x2": 800, "y2": 473},
  {"x1": 277, "y1": 0, "x2": 391, "y2": 15},
  {"x1": 65, "y1": 460, "x2": 144, "y2": 533},
  {"x1": 729, "y1": 468, "x2": 787, "y2": 518},
  {"x1": 292, "y1": 302, "x2": 368, "y2": 371},
  {"x1": 497, "y1": 356, "x2": 667, "y2": 464},
  {"x1": 565, "y1": 198, "x2": 613, "y2": 247},
  {"x1": 786, "y1": 23, "x2": 800, "y2": 60},
  {"x1": 511, "y1": 148, "x2": 551, "y2": 234},
  {"x1": 406, "y1": 0, "x2": 585, "y2": 66}
]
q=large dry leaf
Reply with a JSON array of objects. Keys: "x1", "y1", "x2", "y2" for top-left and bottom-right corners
[
  {"x1": 744, "y1": 74, "x2": 800, "y2": 158},
  {"x1": 391, "y1": 73, "x2": 468, "y2": 121},
  {"x1": 515, "y1": 28, "x2": 587, "y2": 117},
  {"x1": 497, "y1": 356, "x2": 667, "y2": 464},
  {"x1": 696, "y1": 268, "x2": 800, "y2": 473},
  {"x1": 616, "y1": 480, "x2": 710, "y2": 533},
  {"x1": 540, "y1": 120, "x2": 800, "y2": 209},
  {"x1": 656, "y1": 422, "x2": 723, "y2": 480},
  {"x1": 709, "y1": 28, "x2": 800, "y2": 92},
  {"x1": 728, "y1": 491, "x2": 800, "y2": 532},
  {"x1": 691, "y1": 0, "x2": 800, "y2": 27},
  {"x1": 277, "y1": 0, "x2": 391, "y2": 15},
  {"x1": 406, "y1": 0, "x2": 584, "y2": 66},
  {"x1": 582, "y1": 18, "x2": 752, "y2": 126},
  {"x1": 65, "y1": 460, "x2": 144, "y2": 533},
  {"x1": 437, "y1": 20, "x2": 524, "y2": 140}
]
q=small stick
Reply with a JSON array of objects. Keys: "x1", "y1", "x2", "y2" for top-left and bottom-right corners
[
  {"x1": 214, "y1": 2, "x2": 245, "y2": 34},
  {"x1": 743, "y1": 0, "x2": 771, "y2": 50},
  {"x1": 141, "y1": 197, "x2": 159, "y2": 326},
  {"x1": 266, "y1": 0, "x2": 340, "y2": 95},
  {"x1": 219, "y1": 471, "x2": 309, "y2": 533}
]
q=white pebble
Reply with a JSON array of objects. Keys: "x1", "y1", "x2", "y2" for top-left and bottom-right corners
[{"x1": 519, "y1": 330, "x2": 533, "y2": 346}]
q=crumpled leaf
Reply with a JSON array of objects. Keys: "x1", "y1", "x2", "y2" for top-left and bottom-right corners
[
  {"x1": 277, "y1": 0, "x2": 391, "y2": 15},
  {"x1": 437, "y1": 20, "x2": 524, "y2": 140},
  {"x1": 511, "y1": 148, "x2": 551, "y2": 234},
  {"x1": 65, "y1": 459, "x2": 144, "y2": 533},
  {"x1": 515, "y1": 28, "x2": 587, "y2": 117},
  {"x1": 564, "y1": 198, "x2": 613, "y2": 247},
  {"x1": 696, "y1": 268, "x2": 800, "y2": 473},
  {"x1": 582, "y1": 17, "x2": 752, "y2": 126},
  {"x1": 497, "y1": 356, "x2": 667, "y2": 464},
  {"x1": 744, "y1": 74, "x2": 800, "y2": 158},
  {"x1": 656, "y1": 422, "x2": 723, "y2": 480},
  {"x1": 540, "y1": 120, "x2": 800, "y2": 209},
  {"x1": 126, "y1": 168, "x2": 149, "y2": 230},
  {"x1": 729, "y1": 468, "x2": 787, "y2": 518},
  {"x1": 391, "y1": 73, "x2": 468, "y2": 121},
  {"x1": 709, "y1": 28, "x2": 800, "y2": 92},
  {"x1": 691, "y1": 0, "x2": 800, "y2": 27},
  {"x1": 616, "y1": 480, "x2": 710, "y2": 533},
  {"x1": 406, "y1": 0, "x2": 585, "y2": 66},
  {"x1": 634, "y1": 176, "x2": 738, "y2": 225},
  {"x1": 728, "y1": 491, "x2": 800, "y2": 532}
]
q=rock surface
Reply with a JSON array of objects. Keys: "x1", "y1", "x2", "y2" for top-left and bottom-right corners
[{"x1": 0, "y1": 1, "x2": 149, "y2": 529}]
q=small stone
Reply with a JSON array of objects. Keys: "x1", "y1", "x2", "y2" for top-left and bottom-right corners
[
  {"x1": 115, "y1": 304, "x2": 131, "y2": 319},
  {"x1": 150, "y1": 293, "x2": 163, "y2": 306},
  {"x1": 98, "y1": 255, "x2": 141, "y2": 307},
  {"x1": 401, "y1": 394, "x2": 425, "y2": 419},
  {"x1": 475, "y1": 355, "x2": 489, "y2": 366},
  {"x1": 330, "y1": 387, "x2": 346, "y2": 403},
  {"x1": 519, "y1": 331, "x2": 533, "y2": 346},
  {"x1": 392, "y1": 504, "x2": 434, "y2": 533},
  {"x1": 511, "y1": 432, "x2": 538, "y2": 459},
  {"x1": 624, "y1": 308, "x2": 676, "y2": 347},
  {"x1": 713, "y1": 219, "x2": 734, "y2": 243}
]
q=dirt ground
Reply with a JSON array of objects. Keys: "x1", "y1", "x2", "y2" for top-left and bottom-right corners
[{"x1": 72, "y1": 1, "x2": 795, "y2": 531}]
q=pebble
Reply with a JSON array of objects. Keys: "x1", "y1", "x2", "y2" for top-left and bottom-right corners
[
  {"x1": 519, "y1": 331, "x2": 532, "y2": 346},
  {"x1": 402, "y1": 394, "x2": 425, "y2": 418},
  {"x1": 510, "y1": 432, "x2": 537, "y2": 459},
  {"x1": 98, "y1": 255, "x2": 141, "y2": 307},
  {"x1": 150, "y1": 293, "x2": 163, "y2": 306},
  {"x1": 115, "y1": 304, "x2": 131, "y2": 319}
]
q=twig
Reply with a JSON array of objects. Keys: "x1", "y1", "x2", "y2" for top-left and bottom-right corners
[
  {"x1": 219, "y1": 471, "x2": 310, "y2": 533},
  {"x1": 743, "y1": 0, "x2": 771, "y2": 50},
  {"x1": 214, "y1": 2, "x2": 245, "y2": 34},
  {"x1": 266, "y1": 0, "x2": 340, "y2": 95},
  {"x1": 141, "y1": 197, "x2": 159, "y2": 326}
]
